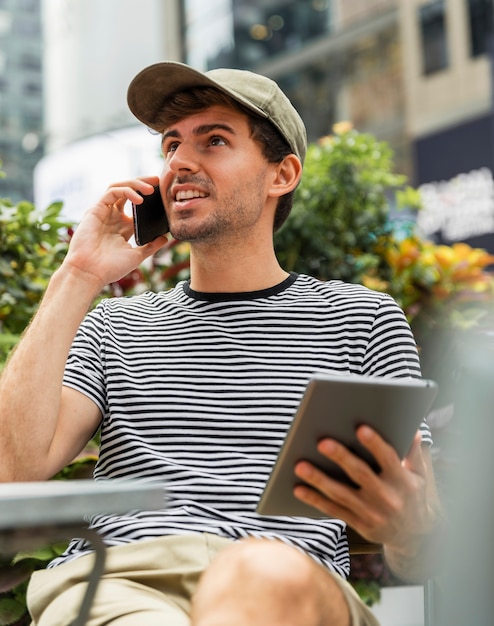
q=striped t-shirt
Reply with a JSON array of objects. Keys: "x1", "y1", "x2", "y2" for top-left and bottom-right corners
[{"x1": 51, "y1": 272, "x2": 430, "y2": 576}]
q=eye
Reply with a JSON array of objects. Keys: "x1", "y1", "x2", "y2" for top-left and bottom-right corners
[
  {"x1": 209, "y1": 136, "x2": 227, "y2": 147},
  {"x1": 164, "y1": 140, "x2": 180, "y2": 154}
]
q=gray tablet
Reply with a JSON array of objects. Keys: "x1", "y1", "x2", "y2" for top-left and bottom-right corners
[{"x1": 256, "y1": 374, "x2": 437, "y2": 518}]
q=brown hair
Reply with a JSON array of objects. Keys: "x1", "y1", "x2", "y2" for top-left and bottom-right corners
[{"x1": 154, "y1": 87, "x2": 296, "y2": 231}]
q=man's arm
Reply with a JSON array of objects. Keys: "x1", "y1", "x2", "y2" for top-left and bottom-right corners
[
  {"x1": 0, "y1": 268, "x2": 103, "y2": 481},
  {"x1": 0, "y1": 177, "x2": 167, "y2": 482},
  {"x1": 293, "y1": 428, "x2": 443, "y2": 582}
]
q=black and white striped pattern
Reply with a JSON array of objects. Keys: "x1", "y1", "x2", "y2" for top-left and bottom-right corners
[{"x1": 51, "y1": 273, "x2": 429, "y2": 577}]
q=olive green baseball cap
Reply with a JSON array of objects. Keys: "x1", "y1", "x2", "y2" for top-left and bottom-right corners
[{"x1": 127, "y1": 61, "x2": 307, "y2": 163}]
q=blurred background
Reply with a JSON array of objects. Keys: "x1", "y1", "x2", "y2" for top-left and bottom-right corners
[{"x1": 1, "y1": 0, "x2": 494, "y2": 245}]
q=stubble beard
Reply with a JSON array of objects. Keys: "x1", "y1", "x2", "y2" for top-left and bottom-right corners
[{"x1": 169, "y1": 172, "x2": 267, "y2": 245}]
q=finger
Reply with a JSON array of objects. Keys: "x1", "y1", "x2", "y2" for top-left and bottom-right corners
[
  {"x1": 293, "y1": 463, "x2": 385, "y2": 535},
  {"x1": 294, "y1": 458, "x2": 370, "y2": 518},
  {"x1": 106, "y1": 176, "x2": 159, "y2": 193},
  {"x1": 311, "y1": 437, "x2": 407, "y2": 525},
  {"x1": 402, "y1": 432, "x2": 427, "y2": 476},
  {"x1": 315, "y1": 435, "x2": 384, "y2": 491},
  {"x1": 102, "y1": 178, "x2": 160, "y2": 208},
  {"x1": 102, "y1": 187, "x2": 147, "y2": 208},
  {"x1": 293, "y1": 481, "x2": 349, "y2": 520},
  {"x1": 294, "y1": 452, "x2": 403, "y2": 544},
  {"x1": 354, "y1": 425, "x2": 402, "y2": 476},
  {"x1": 138, "y1": 234, "x2": 169, "y2": 257},
  {"x1": 293, "y1": 460, "x2": 350, "y2": 517}
]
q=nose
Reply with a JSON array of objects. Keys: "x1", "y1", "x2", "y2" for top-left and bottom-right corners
[{"x1": 167, "y1": 141, "x2": 200, "y2": 174}]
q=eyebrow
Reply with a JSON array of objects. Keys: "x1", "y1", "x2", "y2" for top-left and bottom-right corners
[{"x1": 162, "y1": 123, "x2": 237, "y2": 143}]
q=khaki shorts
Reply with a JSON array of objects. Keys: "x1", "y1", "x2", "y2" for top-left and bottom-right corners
[{"x1": 27, "y1": 533, "x2": 380, "y2": 626}]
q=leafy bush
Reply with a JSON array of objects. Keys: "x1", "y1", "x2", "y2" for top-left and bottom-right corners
[
  {"x1": 275, "y1": 122, "x2": 406, "y2": 284},
  {"x1": 0, "y1": 544, "x2": 67, "y2": 626},
  {"x1": 0, "y1": 197, "x2": 73, "y2": 366},
  {"x1": 276, "y1": 123, "x2": 494, "y2": 342}
]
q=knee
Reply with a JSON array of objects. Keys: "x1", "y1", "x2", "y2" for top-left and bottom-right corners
[
  {"x1": 218, "y1": 538, "x2": 316, "y2": 592},
  {"x1": 192, "y1": 538, "x2": 347, "y2": 626}
]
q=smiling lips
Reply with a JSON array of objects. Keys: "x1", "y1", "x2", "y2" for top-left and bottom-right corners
[{"x1": 175, "y1": 189, "x2": 208, "y2": 202}]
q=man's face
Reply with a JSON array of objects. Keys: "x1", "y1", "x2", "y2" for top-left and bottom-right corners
[{"x1": 159, "y1": 105, "x2": 277, "y2": 244}]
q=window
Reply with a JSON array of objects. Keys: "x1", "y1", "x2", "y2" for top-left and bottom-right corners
[
  {"x1": 18, "y1": 0, "x2": 39, "y2": 12},
  {"x1": 467, "y1": 0, "x2": 494, "y2": 57},
  {"x1": 20, "y1": 52, "x2": 41, "y2": 71},
  {"x1": 14, "y1": 16, "x2": 39, "y2": 36},
  {"x1": 419, "y1": 1, "x2": 449, "y2": 75},
  {"x1": 22, "y1": 111, "x2": 42, "y2": 131},
  {"x1": 232, "y1": 0, "x2": 332, "y2": 69},
  {"x1": 184, "y1": 0, "x2": 332, "y2": 71},
  {"x1": 23, "y1": 81, "x2": 41, "y2": 95}
]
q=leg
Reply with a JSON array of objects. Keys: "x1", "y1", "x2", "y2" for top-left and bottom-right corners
[
  {"x1": 191, "y1": 538, "x2": 352, "y2": 626},
  {"x1": 32, "y1": 577, "x2": 190, "y2": 626},
  {"x1": 28, "y1": 534, "x2": 232, "y2": 626}
]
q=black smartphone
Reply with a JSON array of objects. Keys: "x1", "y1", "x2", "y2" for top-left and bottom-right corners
[{"x1": 132, "y1": 185, "x2": 169, "y2": 245}]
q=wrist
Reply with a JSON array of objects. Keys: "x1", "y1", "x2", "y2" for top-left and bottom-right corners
[
  {"x1": 52, "y1": 262, "x2": 105, "y2": 304},
  {"x1": 49, "y1": 264, "x2": 105, "y2": 313},
  {"x1": 384, "y1": 508, "x2": 447, "y2": 582}
]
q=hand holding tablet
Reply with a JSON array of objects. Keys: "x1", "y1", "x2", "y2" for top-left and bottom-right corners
[{"x1": 256, "y1": 374, "x2": 438, "y2": 518}]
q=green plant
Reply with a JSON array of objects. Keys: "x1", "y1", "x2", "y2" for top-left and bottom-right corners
[
  {"x1": 363, "y1": 235, "x2": 494, "y2": 419},
  {"x1": 275, "y1": 122, "x2": 494, "y2": 338},
  {"x1": 275, "y1": 122, "x2": 407, "y2": 284},
  {"x1": 348, "y1": 552, "x2": 397, "y2": 606},
  {"x1": 0, "y1": 544, "x2": 67, "y2": 626},
  {"x1": 363, "y1": 236, "x2": 494, "y2": 334},
  {"x1": 0, "y1": 197, "x2": 73, "y2": 366}
]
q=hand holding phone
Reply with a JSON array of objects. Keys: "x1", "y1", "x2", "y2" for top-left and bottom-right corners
[{"x1": 132, "y1": 185, "x2": 169, "y2": 245}]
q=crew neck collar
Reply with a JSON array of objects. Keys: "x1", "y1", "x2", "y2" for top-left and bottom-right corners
[{"x1": 183, "y1": 272, "x2": 298, "y2": 302}]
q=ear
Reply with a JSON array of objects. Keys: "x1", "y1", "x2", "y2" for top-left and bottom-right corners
[{"x1": 268, "y1": 154, "x2": 302, "y2": 198}]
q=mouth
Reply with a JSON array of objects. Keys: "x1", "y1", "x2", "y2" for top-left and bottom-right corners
[{"x1": 174, "y1": 189, "x2": 208, "y2": 203}]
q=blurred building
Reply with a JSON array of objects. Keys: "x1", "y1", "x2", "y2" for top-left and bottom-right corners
[
  {"x1": 185, "y1": 1, "x2": 406, "y2": 169},
  {"x1": 34, "y1": 0, "x2": 494, "y2": 232},
  {"x1": 34, "y1": 0, "x2": 183, "y2": 220},
  {"x1": 184, "y1": 0, "x2": 494, "y2": 186},
  {"x1": 403, "y1": 0, "x2": 493, "y2": 185},
  {"x1": 40, "y1": 0, "x2": 183, "y2": 152},
  {"x1": 183, "y1": 0, "x2": 494, "y2": 251},
  {"x1": 0, "y1": 0, "x2": 44, "y2": 203}
]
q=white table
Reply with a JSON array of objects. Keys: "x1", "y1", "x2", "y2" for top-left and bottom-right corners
[{"x1": 0, "y1": 480, "x2": 165, "y2": 626}]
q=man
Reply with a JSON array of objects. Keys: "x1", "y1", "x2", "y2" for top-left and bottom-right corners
[{"x1": 0, "y1": 62, "x2": 441, "y2": 626}]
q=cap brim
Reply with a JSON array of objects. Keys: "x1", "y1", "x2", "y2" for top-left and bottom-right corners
[{"x1": 127, "y1": 61, "x2": 268, "y2": 131}]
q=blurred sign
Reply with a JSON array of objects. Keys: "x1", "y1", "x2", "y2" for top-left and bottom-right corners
[{"x1": 417, "y1": 168, "x2": 494, "y2": 249}]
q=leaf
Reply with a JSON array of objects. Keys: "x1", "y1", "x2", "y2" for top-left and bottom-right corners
[
  {"x1": 0, "y1": 597, "x2": 26, "y2": 625},
  {"x1": 12, "y1": 545, "x2": 62, "y2": 565},
  {"x1": 0, "y1": 561, "x2": 34, "y2": 593},
  {"x1": 0, "y1": 198, "x2": 74, "y2": 339},
  {"x1": 351, "y1": 579, "x2": 381, "y2": 607}
]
